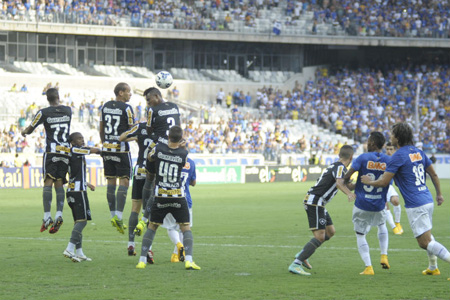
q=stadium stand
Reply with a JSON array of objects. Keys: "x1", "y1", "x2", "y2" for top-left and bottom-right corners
[
  {"x1": 2, "y1": 60, "x2": 449, "y2": 162},
  {"x1": 1, "y1": 0, "x2": 449, "y2": 38}
]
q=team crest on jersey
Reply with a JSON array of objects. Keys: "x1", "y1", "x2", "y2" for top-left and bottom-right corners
[
  {"x1": 184, "y1": 162, "x2": 191, "y2": 170},
  {"x1": 409, "y1": 152, "x2": 423, "y2": 162}
]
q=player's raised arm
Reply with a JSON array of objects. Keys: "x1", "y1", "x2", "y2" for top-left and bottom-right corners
[
  {"x1": 21, "y1": 125, "x2": 34, "y2": 137},
  {"x1": 426, "y1": 164, "x2": 444, "y2": 206},
  {"x1": 119, "y1": 124, "x2": 139, "y2": 142}
]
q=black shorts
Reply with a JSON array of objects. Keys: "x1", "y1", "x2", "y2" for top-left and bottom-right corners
[
  {"x1": 43, "y1": 153, "x2": 69, "y2": 183},
  {"x1": 67, "y1": 191, "x2": 92, "y2": 222},
  {"x1": 132, "y1": 177, "x2": 145, "y2": 200},
  {"x1": 102, "y1": 152, "x2": 132, "y2": 179},
  {"x1": 304, "y1": 203, "x2": 333, "y2": 230},
  {"x1": 150, "y1": 197, "x2": 190, "y2": 225}
]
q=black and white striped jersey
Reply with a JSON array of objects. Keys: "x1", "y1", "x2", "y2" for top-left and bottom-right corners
[
  {"x1": 30, "y1": 105, "x2": 72, "y2": 155},
  {"x1": 149, "y1": 143, "x2": 187, "y2": 198},
  {"x1": 305, "y1": 161, "x2": 347, "y2": 206},
  {"x1": 122, "y1": 122, "x2": 154, "y2": 179},
  {"x1": 146, "y1": 102, "x2": 180, "y2": 145},
  {"x1": 100, "y1": 100, "x2": 134, "y2": 152},
  {"x1": 67, "y1": 147, "x2": 91, "y2": 192}
]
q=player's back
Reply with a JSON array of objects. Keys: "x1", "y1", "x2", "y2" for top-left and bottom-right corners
[
  {"x1": 126, "y1": 122, "x2": 151, "y2": 165},
  {"x1": 147, "y1": 102, "x2": 181, "y2": 144},
  {"x1": 386, "y1": 145, "x2": 433, "y2": 208},
  {"x1": 32, "y1": 105, "x2": 72, "y2": 153},
  {"x1": 353, "y1": 152, "x2": 390, "y2": 211},
  {"x1": 101, "y1": 100, "x2": 134, "y2": 152},
  {"x1": 151, "y1": 143, "x2": 187, "y2": 198},
  {"x1": 307, "y1": 161, "x2": 346, "y2": 205},
  {"x1": 68, "y1": 147, "x2": 90, "y2": 192}
]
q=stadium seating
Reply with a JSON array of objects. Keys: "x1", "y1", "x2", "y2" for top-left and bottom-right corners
[{"x1": 1, "y1": 0, "x2": 449, "y2": 38}]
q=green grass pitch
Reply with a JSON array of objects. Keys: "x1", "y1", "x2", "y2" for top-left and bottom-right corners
[{"x1": 1, "y1": 180, "x2": 450, "y2": 300}]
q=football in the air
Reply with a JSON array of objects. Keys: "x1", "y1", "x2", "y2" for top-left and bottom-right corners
[{"x1": 155, "y1": 71, "x2": 173, "y2": 89}]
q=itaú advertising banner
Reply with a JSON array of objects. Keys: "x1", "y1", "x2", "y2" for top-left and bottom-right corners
[
  {"x1": 0, "y1": 167, "x2": 108, "y2": 189},
  {"x1": 189, "y1": 154, "x2": 264, "y2": 166},
  {"x1": 196, "y1": 166, "x2": 244, "y2": 184},
  {"x1": 244, "y1": 165, "x2": 326, "y2": 183}
]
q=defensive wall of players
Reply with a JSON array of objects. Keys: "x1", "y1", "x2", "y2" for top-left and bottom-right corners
[{"x1": 1, "y1": 153, "x2": 449, "y2": 189}]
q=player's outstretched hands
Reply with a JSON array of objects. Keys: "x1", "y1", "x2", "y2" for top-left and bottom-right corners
[
  {"x1": 436, "y1": 195, "x2": 444, "y2": 206},
  {"x1": 348, "y1": 193, "x2": 356, "y2": 202},
  {"x1": 360, "y1": 175, "x2": 372, "y2": 185}
]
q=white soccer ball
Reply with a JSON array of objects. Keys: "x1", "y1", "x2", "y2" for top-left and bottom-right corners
[{"x1": 155, "y1": 71, "x2": 173, "y2": 89}]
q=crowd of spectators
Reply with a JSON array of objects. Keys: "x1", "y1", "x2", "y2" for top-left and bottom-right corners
[
  {"x1": 1, "y1": 0, "x2": 449, "y2": 38},
  {"x1": 1, "y1": 63, "x2": 450, "y2": 168},
  {"x1": 239, "y1": 64, "x2": 450, "y2": 154}
]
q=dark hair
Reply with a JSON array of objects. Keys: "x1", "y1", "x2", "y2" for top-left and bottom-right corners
[
  {"x1": 369, "y1": 131, "x2": 385, "y2": 150},
  {"x1": 143, "y1": 87, "x2": 162, "y2": 99},
  {"x1": 114, "y1": 82, "x2": 129, "y2": 96},
  {"x1": 339, "y1": 145, "x2": 354, "y2": 160},
  {"x1": 168, "y1": 125, "x2": 183, "y2": 143},
  {"x1": 68, "y1": 132, "x2": 82, "y2": 144},
  {"x1": 46, "y1": 88, "x2": 59, "y2": 103},
  {"x1": 386, "y1": 142, "x2": 392, "y2": 147},
  {"x1": 392, "y1": 122, "x2": 414, "y2": 147}
]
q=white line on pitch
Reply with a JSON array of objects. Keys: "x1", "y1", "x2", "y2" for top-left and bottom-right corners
[{"x1": 0, "y1": 236, "x2": 426, "y2": 252}]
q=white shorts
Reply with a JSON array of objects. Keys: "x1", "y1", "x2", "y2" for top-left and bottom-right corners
[
  {"x1": 161, "y1": 208, "x2": 193, "y2": 229},
  {"x1": 406, "y1": 203, "x2": 434, "y2": 238},
  {"x1": 386, "y1": 185, "x2": 399, "y2": 204},
  {"x1": 352, "y1": 206, "x2": 386, "y2": 235}
]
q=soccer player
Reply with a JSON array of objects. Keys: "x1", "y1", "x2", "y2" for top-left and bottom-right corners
[
  {"x1": 384, "y1": 142, "x2": 403, "y2": 235},
  {"x1": 136, "y1": 126, "x2": 200, "y2": 270},
  {"x1": 99, "y1": 82, "x2": 135, "y2": 234},
  {"x1": 162, "y1": 157, "x2": 197, "y2": 263},
  {"x1": 22, "y1": 88, "x2": 71, "y2": 234},
  {"x1": 289, "y1": 145, "x2": 355, "y2": 276},
  {"x1": 118, "y1": 121, "x2": 153, "y2": 256},
  {"x1": 63, "y1": 132, "x2": 101, "y2": 262},
  {"x1": 134, "y1": 87, "x2": 181, "y2": 233},
  {"x1": 362, "y1": 122, "x2": 449, "y2": 277},
  {"x1": 343, "y1": 132, "x2": 391, "y2": 275}
]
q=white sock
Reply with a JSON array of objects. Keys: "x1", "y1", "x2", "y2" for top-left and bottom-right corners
[
  {"x1": 356, "y1": 234, "x2": 372, "y2": 267},
  {"x1": 142, "y1": 217, "x2": 148, "y2": 223},
  {"x1": 66, "y1": 242, "x2": 75, "y2": 252},
  {"x1": 55, "y1": 211, "x2": 62, "y2": 220},
  {"x1": 44, "y1": 212, "x2": 51, "y2": 220},
  {"x1": 167, "y1": 229, "x2": 181, "y2": 250},
  {"x1": 110, "y1": 211, "x2": 115, "y2": 218},
  {"x1": 139, "y1": 256, "x2": 147, "y2": 263},
  {"x1": 76, "y1": 248, "x2": 85, "y2": 256},
  {"x1": 185, "y1": 255, "x2": 193, "y2": 263},
  {"x1": 378, "y1": 224, "x2": 389, "y2": 255},
  {"x1": 116, "y1": 211, "x2": 123, "y2": 220},
  {"x1": 393, "y1": 205, "x2": 401, "y2": 223},
  {"x1": 427, "y1": 251, "x2": 438, "y2": 270},
  {"x1": 128, "y1": 242, "x2": 135, "y2": 248},
  {"x1": 427, "y1": 240, "x2": 450, "y2": 263},
  {"x1": 385, "y1": 209, "x2": 396, "y2": 229},
  {"x1": 176, "y1": 231, "x2": 184, "y2": 254}
]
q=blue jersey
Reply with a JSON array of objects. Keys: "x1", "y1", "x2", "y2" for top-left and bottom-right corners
[
  {"x1": 353, "y1": 152, "x2": 390, "y2": 211},
  {"x1": 386, "y1": 145, "x2": 433, "y2": 208},
  {"x1": 181, "y1": 158, "x2": 196, "y2": 208}
]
